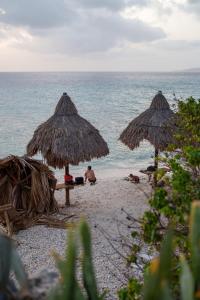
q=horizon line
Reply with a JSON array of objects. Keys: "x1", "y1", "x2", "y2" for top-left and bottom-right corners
[{"x1": 0, "y1": 69, "x2": 199, "y2": 73}]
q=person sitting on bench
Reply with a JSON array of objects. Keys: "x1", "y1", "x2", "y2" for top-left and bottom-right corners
[
  {"x1": 64, "y1": 173, "x2": 73, "y2": 185},
  {"x1": 84, "y1": 166, "x2": 96, "y2": 185}
]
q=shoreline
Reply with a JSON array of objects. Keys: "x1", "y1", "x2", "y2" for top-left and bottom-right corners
[
  {"x1": 16, "y1": 176, "x2": 152, "y2": 299},
  {"x1": 54, "y1": 165, "x2": 151, "y2": 182}
]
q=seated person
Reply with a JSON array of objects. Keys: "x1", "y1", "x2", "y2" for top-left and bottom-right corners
[
  {"x1": 128, "y1": 174, "x2": 140, "y2": 183},
  {"x1": 85, "y1": 166, "x2": 96, "y2": 184},
  {"x1": 64, "y1": 173, "x2": 73, "y2": 185}
]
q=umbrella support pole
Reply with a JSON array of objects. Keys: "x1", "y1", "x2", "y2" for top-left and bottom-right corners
[
  {"x1": 154, "y1": 149, "x2": 159, "y2": 187},
  {"x1": 65, "y1": 165, "x2": 70, "y2": 206}
]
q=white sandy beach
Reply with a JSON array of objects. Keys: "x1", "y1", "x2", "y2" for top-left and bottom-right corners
[{"x1": 16, "y1": 176, "x2": 151, "y2": 299}]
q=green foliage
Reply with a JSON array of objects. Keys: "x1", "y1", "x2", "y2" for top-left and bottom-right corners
[
  {"x1": 190, "y1": 202, "x2": 200, "y2": 287},
  {"x1": 143, "y1": 231, "x2": 174, "y2": 300},
  {"x1": 118, "y1": 278, "x2": 142, "y2": 300},
  {"x1": 140, "y1": 97, "x2": 200, "y2": 249},
  {"x1": 175, "y1": 97, "x2": 200, "y2": 147},
  {"x1": 49, "y1": 220, "x2": 106, "y2": 300},
  {"x1": 118, "y1": 97, "x2": 200, "y2": 299},
  {"x1": 0, "y1": 234, "x2": 29, "y2": 299},
  {"x1": 142, "y1": 202, "x2": 200, "y2": 300}
]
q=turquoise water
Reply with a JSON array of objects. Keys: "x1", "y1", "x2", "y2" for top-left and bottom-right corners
[{"x1": 0, "y1": 72, "x2": 200, "y2": 179}]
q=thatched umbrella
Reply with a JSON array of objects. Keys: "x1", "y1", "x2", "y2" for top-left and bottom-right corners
[
  {"x1": 27, "y1": 93, "x2": 109, "y2": 205},
  {"x1": 119, "y1": 91, "x2": 175, "y2": 183}
]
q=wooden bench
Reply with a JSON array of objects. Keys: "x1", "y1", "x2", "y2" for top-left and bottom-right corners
[
  {"x1": 55, "y1": 182, "x2": 85, "y2": 206},
  {"x1": 55, "y1": 183, "x2": 84, "y2": 191}
]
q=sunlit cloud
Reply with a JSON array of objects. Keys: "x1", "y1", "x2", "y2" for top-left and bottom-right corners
[
  {"x1": 0, "y1": 8, "x2": 6, "y2": 15},
  {"x1": 0, "y1": 23, "x2": 33, "y2": 47}
]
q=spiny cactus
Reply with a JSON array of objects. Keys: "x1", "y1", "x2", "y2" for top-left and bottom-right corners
[
  {"x1": 143, "y1": 230, "x2": 173, "y2": 300},
  {"x1": 180, "y1": 255, "x2": 194, "y2": 300},
  {"x1": 80, "y1": 221, "x2": 100, "y2": 299},
  {"x1": 49, "y1": 220, "x2": 106, "y2": 300},
  {"x1": 0, "y1": 234, "x2": 29, "y2": 299},
  {"x1": 190, "y1": 201, "x2": 200, "y2": 288}
]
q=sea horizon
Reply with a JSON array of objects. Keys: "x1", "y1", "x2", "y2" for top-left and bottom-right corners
[
  {"x1": 0, "y1": 69, "x2": 200, "y2": 73},
  {"x1": 1, "y1": 71, "x2": 200, "y2": 180}
]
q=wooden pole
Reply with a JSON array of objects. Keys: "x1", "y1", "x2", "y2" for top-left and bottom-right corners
[
  {"x1": 65, "y1": 164, "x2": 70, "y2": 206},
  {"x1": 154, "y1": 148, "x2": 159, "y2": 187},
  {"x1": 154, "y1": 149, "x2": 158, "y2": 169}
]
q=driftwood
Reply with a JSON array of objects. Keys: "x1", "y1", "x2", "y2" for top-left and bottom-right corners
[{"x1": 0, "y1": 209, "x2": 75, "y2": 236}]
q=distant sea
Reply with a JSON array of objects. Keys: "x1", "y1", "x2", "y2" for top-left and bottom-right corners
[{"x1": 0, "y1": 72, "x2": 200, "y2": 179}]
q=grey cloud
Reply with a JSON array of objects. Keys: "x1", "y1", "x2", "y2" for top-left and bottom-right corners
[
  {"x1": 0, "y1": 0, "x2": 165, "y2": 54},
  {"x1": 189, "y1": 0, "x2": 200, "y2": 4},
  {"x1": 187, "y1": 0, "x2": 200, "y2": 10},
  {"x1": 72, "y1": 0, "x2": 148, "y2": 11},
  {"x1": 182, "y1": 0, "x2": 200, "y2": 15},
  {"x1": 0, "y1": 0, "x2": 149, "y2": 30},
  {"x1": 0, "y1": 0, "x2": 75, "y2": 28},
  {"x1": 152, "y1": 39, "x2": 200, "y2": 51},
  {"x1": 36, "y1": 13, "x2": 165, "y2": 53}
]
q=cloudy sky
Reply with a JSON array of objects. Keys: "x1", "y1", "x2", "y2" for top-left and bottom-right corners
[{"x1": 0, "y1": 0, "x2": 200, "y2": 71}]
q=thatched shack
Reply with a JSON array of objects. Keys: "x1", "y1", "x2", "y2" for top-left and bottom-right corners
[
  {"x1": 0, "y1": 155, "x2": 58, "y2": 233},
  {"x1": 119, "y1": 91, "x2": 176, "y2": 181},
  {"x1": 27, "y1": 93, "x2": 109, "y2": 205}
]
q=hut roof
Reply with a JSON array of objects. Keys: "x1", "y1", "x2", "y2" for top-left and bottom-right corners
[
  {"x1": 119, "y1": 91, "x2": 175, "y2": 151},
  {"x1": 27, "y1": 93, "x2": 109, "y2": 168},
  {"x1": 0, "y1": 155, "x2": 58, "y2": 214}
]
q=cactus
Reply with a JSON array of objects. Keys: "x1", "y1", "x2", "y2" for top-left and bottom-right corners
[
  {"x1": 80, "y1": 220, "x2": 99, "y2": 299},
  {"x1": 143, "y1": 230, "x2": 173, "y2": 300},
  {"x1": 49, "y1": 220, "x2": 106, "y2": 300},
  {"x1": 190, "y1": 201, "x2": 200, "y2": 287},
  {"x1": 180, "y1": 255, "x2": 194, "y2": 300},
  {"x1": 0, "y1": 234, "x2": 29, "y2": 299}
]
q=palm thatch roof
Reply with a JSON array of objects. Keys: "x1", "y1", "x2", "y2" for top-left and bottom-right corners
[
  {"x1": 119, "y1": 91, "x2": 175, "y2": 151},
  {"x1": 0, "y1": 155, "x2": 58, "y2": 233},
  {"x1": 27, "y1": 93, "x2": 109, "y2": 168}
]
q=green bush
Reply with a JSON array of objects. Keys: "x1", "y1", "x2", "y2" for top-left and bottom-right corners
[
  {"x1": 118, "y1": 97, "x2": 200, "y2": 299},
  {"x1": 49, "y1": 220, "x2": 106, "y2": 300},
  {"x1": 143, "y1": 201, "x2": 200, "y2": 300}
]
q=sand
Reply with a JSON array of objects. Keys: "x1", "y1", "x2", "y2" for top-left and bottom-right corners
[{"x1": 16, "y1": 176, "x2": 151, "y2": 299}]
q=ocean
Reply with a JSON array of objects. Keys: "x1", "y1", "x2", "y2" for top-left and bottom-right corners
[{"x1": 0, "y1": 72, "x2": 200, "y2": 179}]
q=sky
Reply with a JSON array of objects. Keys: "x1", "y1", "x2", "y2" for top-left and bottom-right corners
[{"x1": 0, "y1": 0, "x2": 200, "y2": 71}]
